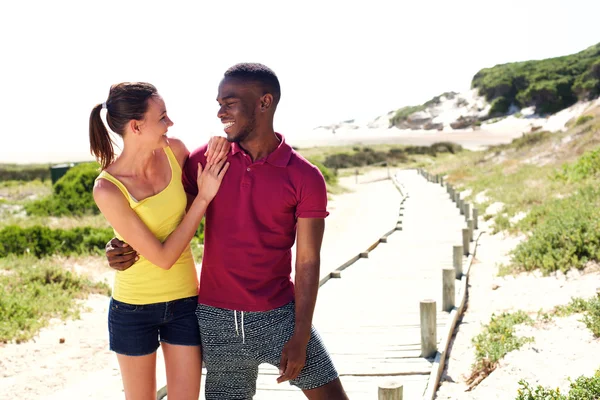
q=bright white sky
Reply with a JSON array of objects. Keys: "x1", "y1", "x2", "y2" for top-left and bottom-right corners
[{"x1": 1, "y1": 0, "x2": 599, "y2": 163}]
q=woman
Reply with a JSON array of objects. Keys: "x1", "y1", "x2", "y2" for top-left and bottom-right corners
[{"x1": 89, "y1": 82, "x2": 229, "y2": 400}]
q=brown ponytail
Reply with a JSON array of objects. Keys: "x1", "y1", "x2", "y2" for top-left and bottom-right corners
[
  {"x1": 89, "y1": 103, "x2": 114, "y2": 170},
  {"x1": 88, "y1": 82, "x2": 158, "y2": 170}
]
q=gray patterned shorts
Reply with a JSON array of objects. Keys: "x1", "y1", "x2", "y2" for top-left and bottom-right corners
[{"x1": 196, "y1": 301, "x2": 338, "y2": 399}]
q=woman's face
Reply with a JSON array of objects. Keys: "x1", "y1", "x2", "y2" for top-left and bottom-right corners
[{"x1": 138, "y1": 95, "x2": 173, "y2": 143}]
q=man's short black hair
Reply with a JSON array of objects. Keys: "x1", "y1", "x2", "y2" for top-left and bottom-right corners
[{"x1": 224, "y1": 63, "x2": 281, "y2": 105}]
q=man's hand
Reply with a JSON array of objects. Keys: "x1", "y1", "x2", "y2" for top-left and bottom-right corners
[
  {"x1": 204, "y1": 136, "x2": 230, "y2": 165},
  {"x1": 277, "y1": 334, "x2": 309, "y2": 383},
  {"x1": 105, "y1": 238, "x2": 138, "y2": 271}
]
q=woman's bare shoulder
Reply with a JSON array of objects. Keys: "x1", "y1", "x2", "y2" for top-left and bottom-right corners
[{"x1": 166, "y1": 137, "x2": 190, "y2": 167}]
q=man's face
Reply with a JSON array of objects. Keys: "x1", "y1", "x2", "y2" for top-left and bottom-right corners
[{"x1": 216, "y1": 77, "x2": 262, "y2": 143}]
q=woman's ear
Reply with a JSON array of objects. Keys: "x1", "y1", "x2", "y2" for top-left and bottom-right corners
[{"x1": 129, "y1": 119, "x2": 142, "y2": 135}]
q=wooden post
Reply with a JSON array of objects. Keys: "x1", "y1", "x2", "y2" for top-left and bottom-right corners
[
  {"x1": 455, "y1": 193, "x2": 460, "y2": 207},
  {"x1": 378, "y1": 382, "x2": 403, "y2": 400},
  {"x1": 420, "y1": 299, "x2": 437, "y2": 358},
  {"x1": 468, "y1": 219, "x2": 474, "y2": 242},
  {"x1": 462, "y1": 228, "x2": 470, "y2": 256},
  {"x1": 157, "y1": 385, "x2": 168, "y2": 400},
  {"x1": 440, "y1": 176, "x2": 444, "y2": 186},
  {"x1": 473, "y1": 208, "x2": 479, "y2": 230},
  {"x1": 443, "y1": 267, "x2": 455, "y2": 312},
  {"x1": 458, "y1": 198, "x2": 464, "y2": 214},
  {"x1": 464, "y1": 203, "x2": 471, "y2": 222},
  {"x1": 331, "y1": 271, "x2": 342, "y2": 279},
  {"x1": 453, "y1": 245, "x2": 463, "y2": 278}
]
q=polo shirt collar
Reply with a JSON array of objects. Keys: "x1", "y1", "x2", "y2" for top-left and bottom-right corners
[{"x1": 231, "y1": 133, "x2": 292, "y2": 167}]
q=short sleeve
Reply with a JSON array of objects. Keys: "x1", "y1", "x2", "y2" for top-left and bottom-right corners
[
  {"x1": 182, "y1": 144, "x2": 209, "y2": 196},
  {"x1": 296, "y1": 165, "x2": 329, "y2": 219}
]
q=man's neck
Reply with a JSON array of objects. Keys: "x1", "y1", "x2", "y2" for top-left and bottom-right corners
[{"x1": 239, "y1": 130, "x2": 281, "y2": 162}]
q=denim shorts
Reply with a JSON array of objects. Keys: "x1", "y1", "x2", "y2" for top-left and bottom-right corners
[{"x1": 108, "y1": 295, "x2": 201, "y2": 356}]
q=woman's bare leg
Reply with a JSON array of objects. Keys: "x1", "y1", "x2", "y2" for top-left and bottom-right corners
[
  {"x1": 161, "y1": 343, "x2": 202, "y2": 400},
  {"x1": 116, "y1": 352, "x2": 157, "y2": 400}
]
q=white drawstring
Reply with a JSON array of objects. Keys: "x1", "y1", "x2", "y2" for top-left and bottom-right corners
[
  {"x1": 233, "y1": 310, "x2": 246, "y2": 344},
  {"x1": 241, "y1": 312, "x2": 245, "y2": 344},
  {"x1": 234, "y1": 310, "x2": 239, "y2": 336}
]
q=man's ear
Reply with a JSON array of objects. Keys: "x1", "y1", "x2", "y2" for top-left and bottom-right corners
[{"x1": 260, "y1": 94, "x2": 274, "y2": 111}]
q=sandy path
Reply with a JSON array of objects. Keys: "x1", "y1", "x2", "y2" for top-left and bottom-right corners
[
  {"x1": 0, "y1": 169, "x2": 401, "y2": 399},
  {"x1": 435, "y1": 219, "x2": 600, "y2": 399}
]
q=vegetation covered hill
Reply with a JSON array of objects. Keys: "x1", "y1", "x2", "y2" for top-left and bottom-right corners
[
  {"x1": 473, "y1": 42, "x2": 600, "y2": 116},
  {"x1": 388, "y1": 42, "x2": 600, "y2": 128}
]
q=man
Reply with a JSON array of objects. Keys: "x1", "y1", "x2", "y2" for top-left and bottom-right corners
[{"x1": 107, "y1": 63, "x2": 348, "y2": 400}]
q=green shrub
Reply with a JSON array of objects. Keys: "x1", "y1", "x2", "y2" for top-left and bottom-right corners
[
  {"x1": 555, "y1": 148, "x2": 600, "y2": 182},
  {"x1": 516, "y1": 369, "x2": 600, "y2": 400},
  {"x1": 472, "y1": 311, "x2": 533, "y2": 369},
  {"x1": 430, "y1": 142, "x2": 463, "y2": 154},
  {"x1": 0, "y1": 225, "x2": 113, "y2": 258},
  {"x1": 509, "y1": 131, "x2": 553, "y2": 150},
  {"x1": 323, "y1": 150, "x2": 387, "y2": 169},
  {"x1": 308, "y1": 159, "x2": 338, "y2": 186},
  {"x1": 25, "y1": 162, "x2": 100, "y2": 216},
  {"x1": 489, "y1": 96, "x2": 512, "y2": 117},
  {"x1": 0, "y1": 165, "x2": 50, "y2": 182},
  {"x1": 553, "y1": 296, "x2": 600, "y2": 337},
  {"x1": 389, "y1": 105, "x2": 425, "y2": 127},
  {"x1": 512, "y1": 186, "x2": 600, "y2": 273},
  {"x1": 388, "y1": 92, "x2": 458, "y2": 127},
  {"x1": 575, "y1": 115, "x2": 594, "y2": 126}
]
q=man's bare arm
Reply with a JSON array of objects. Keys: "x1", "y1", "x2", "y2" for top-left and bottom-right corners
[{"x1": 278, "y1": 218, "x2": 324, "y2": 383}]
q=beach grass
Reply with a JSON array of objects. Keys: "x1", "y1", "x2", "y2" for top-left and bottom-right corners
[{"x1": 0, "y1": 254, "x2": 111, "y2": 343}]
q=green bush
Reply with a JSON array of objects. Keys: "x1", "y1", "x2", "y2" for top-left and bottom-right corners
[
  {"x1": 25, "y1": 162, "x2": 100, "y2": 216},
  {"x1": 430, "y1": 142, "x2": 463, "y2": 154},
  {"x1": 308, "y1": 159, "x2": 338, "y2": 186},
  {"x1": 554, "y1": 296, "x2": 600, "y2": 337},
  {"x1": 555, "y1": 148, "x2": 600, "y2": 182},
  {"x1": 575, "y1": 115, "x2": 594, "y2": 126},
  {"x1": 388, "y1": 92, "x2": 457, "y2": 127},
  {"x1": 472, "y1": 311, "x2": 533, "y2": 370},
  {"x1": 0, "y1": 225, "x2": 113, "y2": 258},
  {"x1": 489, "y1": 96, "x2": 512, "y2": 117},
  {"x1": 512, "y1": 186, "x2": 600, "y2": 273},
  {"x1": 516, "y1": 369, "x2": 600, "y2": 400},
  {"x1": 323, "y1": 149, "x2": 387, "y2": 169},
  {"x1": 0, "y1": 165, "x2": 50, "y2": 182},
  {"x1": 322, "y1": 144, "x2": 462, "y2": 169},
  {"x1": 505, "y1": 131, "x2": 553, "y2": 151},
  {"x1": 389, "y1": 105, "x2": 425, "y2": 127}
]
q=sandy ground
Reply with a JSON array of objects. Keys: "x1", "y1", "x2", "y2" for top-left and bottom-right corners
[
  {"x1": 435, "y1": 218, "x2": 600, "y2": 399},
  {"x1": 0, "y1": 170, "x2": 400, "y2": 399}
]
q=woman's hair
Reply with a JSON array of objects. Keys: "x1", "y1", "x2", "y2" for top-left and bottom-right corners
[{"x1": 89, "y1": 82, "x2": 158, "y2": 169}]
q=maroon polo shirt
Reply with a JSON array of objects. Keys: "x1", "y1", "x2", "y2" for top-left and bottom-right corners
[{"x1": 182, "y1": 133, "x2": 329, "y2": 312}]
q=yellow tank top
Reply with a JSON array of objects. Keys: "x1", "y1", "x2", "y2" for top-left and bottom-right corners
[{"x1": 96, "y1": 146, "x2": 198, "y2": 305}]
